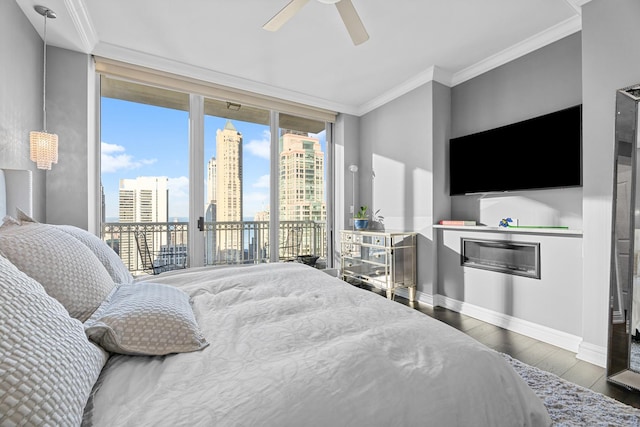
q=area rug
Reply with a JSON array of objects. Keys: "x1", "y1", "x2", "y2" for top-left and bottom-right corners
[{"x1": 502, "y1": 353, "x2": 640, "y2": 426}]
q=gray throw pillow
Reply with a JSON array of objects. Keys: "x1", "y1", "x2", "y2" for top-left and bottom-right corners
[
  {"x1": 0, "y1": 254, "x2": 108, "y2": 426},
  {"x1": 55, "y1": 224, "x2": 134, "y2": 285},
  {"x1": 85, "y1": 283, "x2": 209, "y2": 356},
  {"x1": 0, "y1": 215, "x2": 115, "y2": 322}
]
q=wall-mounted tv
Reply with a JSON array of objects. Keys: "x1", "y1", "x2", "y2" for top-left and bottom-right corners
[{"x1": 449, "y1": 105, "x2": 582, "y2": 195}]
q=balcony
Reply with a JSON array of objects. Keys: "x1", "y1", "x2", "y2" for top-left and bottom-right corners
[{"x1": 102, "y1": 220, "x2": 327, "y2": 276}]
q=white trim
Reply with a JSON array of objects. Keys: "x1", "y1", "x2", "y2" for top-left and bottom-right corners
[
  {"x1": 89, "y1": 15, "x2": 581, "y2": 118},
  {"x1": 63, "y1": 0, "x2": 99, "y2": 52},
  {"x1": 450, "y1": 15, "x2": 582, "y2": 87},
  {"x1": 188, "y1": 95, "x2": 205, "y2": 268},
  {"x1": 59, "y1": 0, "x2": 585, "y2": 117},
  {"x1": 401, "y1": 288, "x2": 587, "y2": 358},
  {"x1": 356, "y1": 66, "x2": 453, "y2": 116},
  {"x1": 577, "y1": 341, "x2": 607, "y2": 368},
  {"x1": 354, "y1": 15, "x2": 582, "y2": 115},
  {"x1": 93, "y1": 42, "x2": 350, "y2": 116}
]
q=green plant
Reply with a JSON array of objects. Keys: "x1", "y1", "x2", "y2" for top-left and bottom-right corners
[{"x1": 354, "y1": 205, "x2": 368, "y2": 219}]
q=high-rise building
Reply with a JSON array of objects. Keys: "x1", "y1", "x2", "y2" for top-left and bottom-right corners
[
  {"x1": 205, "y1": 156, "x2": 218, "y2": 263},
  {"x1": 118, "y1": 176, "x2": 169, "y2": 272},
  {"x1": 216, "y1": 120, "x2": 243, "y2": 260},
  {"x1": 207, "y1": 156, "x2": 217, "y2": 205},
  {"x1": 279, "y1": 131, "x2": 325, "y2": 221},
  {"x1": 279, "y1": 131, "x2": 326, "y2": 255}
]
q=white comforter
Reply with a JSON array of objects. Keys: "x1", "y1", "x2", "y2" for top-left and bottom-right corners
[{"x1": 85, "y1": 263, "x2": 550, "y2": 427}]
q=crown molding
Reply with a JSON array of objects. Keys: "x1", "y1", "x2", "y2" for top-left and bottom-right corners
[
  {"x1": 63, "y1": 0, "x2": 98, "y2": 52},
  {"x1": 92, "y1": 42, "x2": 356, "y2": 116},
  {"x1": 355, "y1": 66, "x2": 453, "y2": 116},
  {"x1": 354, "y1": 14, "x2": 582, "y2": 116},
  {"x1": 451, "y1": 15, "x2": 582, "y2": 86}
]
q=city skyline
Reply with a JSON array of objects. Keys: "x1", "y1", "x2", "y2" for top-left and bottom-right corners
[{"x1": 100, "y1": 96, "x2": 327, "y2": 222}]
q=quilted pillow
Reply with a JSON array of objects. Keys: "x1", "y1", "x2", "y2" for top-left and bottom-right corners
[
  {"x1": 0, "y1": 254, "x2": 108, "y2": 426},
  {"x1": 0, "y1": 217, "x2": 115, "y2": 322},
  {"x1": 85, "y1": 283, "x2": 209, "y2": 356},
  {"x1": 55, "y1": 224, "x2": 134, "y2": 285}
]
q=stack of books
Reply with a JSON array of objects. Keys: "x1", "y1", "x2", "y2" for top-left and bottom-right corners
[{"x1": 438, "y1": 220, "x2": 477, "y2": 226}]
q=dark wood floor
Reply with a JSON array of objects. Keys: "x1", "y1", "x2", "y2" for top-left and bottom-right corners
[{"x1": 366, "y1": 287, "x2": 640, "y2": 409}]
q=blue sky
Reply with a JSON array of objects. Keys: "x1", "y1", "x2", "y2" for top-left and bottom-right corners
[{"x1": 101, "y1": 97, "x2": 326, "y2": 221}]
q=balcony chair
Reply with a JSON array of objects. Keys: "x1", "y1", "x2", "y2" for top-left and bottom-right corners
[
  {"x1": 134, "y1": 231, "x2": 186, "y2": 275},
  {"x1": 275, "y1": 227, "x2": 302, "y2": 262}
]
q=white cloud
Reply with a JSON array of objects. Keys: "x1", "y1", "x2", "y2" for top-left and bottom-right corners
[
  {"x1": 253, "y1": 174, "x2": 270, "y2": 189},
  {"x1": 101, "y1": 142, "x2": 157, "y2": 173},
  {"x1": 245, "y1": 130, "x2": 270, "y2": 160}
]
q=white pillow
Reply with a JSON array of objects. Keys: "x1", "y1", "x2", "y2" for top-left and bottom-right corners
[
  {"x1": 0, "y1": 254, "x2": 108, "y2": 426},
  {"x1": 55, "y1": 224, "x2": 134, "y2": 285},
  {"x1": 0, "y1": 216, "x2": 115, "y2": 322},
  {"x1": 85, "y1": 283, "x2": 209, "y2": 356}
]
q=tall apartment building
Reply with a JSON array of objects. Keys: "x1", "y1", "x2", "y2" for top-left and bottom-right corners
[
  {"x1": 279, "y1": 131, "x2": 326, "y2": 255},
  {"x1": 207, "y1": 157, "x2": 217, "y2": 205},
  {"x1": 205, "y1": 156, "x2": 217, "y2": 264},
  {"x1": 279, "y1": 131, "x2": 325, "y2": 221},
  {"x1": 118, "y1": 176, "x2": 169, "y2": 272},
  {"x1": 216, "y1": 120, "x2": 243, "y2": 260}
]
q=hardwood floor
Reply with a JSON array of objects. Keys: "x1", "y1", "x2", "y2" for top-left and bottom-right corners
[{"x1": 367, "y1": 287, "x2": 640, "y2": 409}]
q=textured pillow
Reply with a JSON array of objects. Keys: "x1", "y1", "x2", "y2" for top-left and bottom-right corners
[
  {"x1": 85, "y1": 283, "x2": 209, "y2": 356},
  {"x1": 0, "y1": 254, "x2": 108, "y2": 426},
  {"x1": 55, "y1": 224, "x2": 134, "y2": 285},
  {"x1": 0, "y1": 217, "x2": 115, "y2": 322}
]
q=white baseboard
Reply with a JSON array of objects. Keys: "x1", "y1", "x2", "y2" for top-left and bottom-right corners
[
  {"x1": 397, "y1": 288, "x2": 606, "y2": 368},
  {"x1": 577, "y1": 341, "x2": 607, "y2": 368}
]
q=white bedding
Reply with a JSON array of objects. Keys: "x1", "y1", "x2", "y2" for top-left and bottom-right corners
[{"x1": 84, "y1": 263, "x2": 550, "y2": 426}]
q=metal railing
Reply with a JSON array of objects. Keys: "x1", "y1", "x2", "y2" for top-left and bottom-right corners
[{"x1": 102, "y1": 220, "x2": 326, "y2": 275}]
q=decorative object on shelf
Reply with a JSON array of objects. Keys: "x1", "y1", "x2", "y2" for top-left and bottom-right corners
[
  {"x1": 499, "y1": 217, "x2": 514, "y2": 227},
  {"x1": 439, "y1": 220, "x2": 477, "y2": 226},
  {"x1": 354, "y1": 206, "x2": 369, "y2": 230},
  {"x1": 370, "y1": 208, "x2": 385, "y2": 230},
  {"x1": 30, "y1": 5, "x2": 58, "y2": 171}
]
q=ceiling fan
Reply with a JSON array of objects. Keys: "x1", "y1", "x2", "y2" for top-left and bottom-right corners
[{"x1": 263, "y1": 0, "x2": 369, "y2": 46}]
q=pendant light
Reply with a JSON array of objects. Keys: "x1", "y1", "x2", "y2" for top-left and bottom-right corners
[{"x1": 30, "y1": 5, "x2": 58, "y2": 170}]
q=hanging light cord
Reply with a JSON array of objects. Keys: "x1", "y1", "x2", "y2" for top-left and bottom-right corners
[{"x1": 42, "y1": 11, "x2": 48, "y2": 132}]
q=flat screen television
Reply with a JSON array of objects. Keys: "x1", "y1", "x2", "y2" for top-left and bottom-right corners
[{"x1": 449, "y1": 105, "x2": 582, "y2": 195}]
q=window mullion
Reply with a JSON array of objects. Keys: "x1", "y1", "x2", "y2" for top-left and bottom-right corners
[
  {"x1": 269, "y1": 110, "x2": 279, "y2": 263},
  {"x1": 189, "y1": 94, "x2": 205, "y2": 267}
]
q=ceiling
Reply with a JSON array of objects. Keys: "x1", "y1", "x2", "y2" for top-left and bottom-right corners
[{"x1": 15, "y1": 0, "x2": 589, "y2": 116}]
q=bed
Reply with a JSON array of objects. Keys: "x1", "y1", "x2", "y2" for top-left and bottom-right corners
[{"x1": 0, "y1": 170, "x2": 551, "y2": 426}]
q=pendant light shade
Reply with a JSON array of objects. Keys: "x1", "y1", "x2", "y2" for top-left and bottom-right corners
[
  {"x1": 31, "y1": 5, "x2": 58, "y2": 170},
  {"x1": 29, "y1": 131, "x2": 58, "y2": 170}
]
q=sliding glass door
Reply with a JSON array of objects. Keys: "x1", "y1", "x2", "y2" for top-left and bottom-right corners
[
  {"x1": 203, "y1": 99, "x2": 270, "y2": 265},
  {"x1": 100, "y1": 77, "x2": 189, "y2": 275},
  {"x1": 99, "y1": 76, "x2": 332, "y2": 273}
]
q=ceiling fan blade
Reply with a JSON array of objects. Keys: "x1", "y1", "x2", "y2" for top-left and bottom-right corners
[
  {"x1": 263, "y1": 0, "x2": 311, "y2": 32},
  {"x1": 335, "y1": 0, "x2": 369, "y2": 45}
]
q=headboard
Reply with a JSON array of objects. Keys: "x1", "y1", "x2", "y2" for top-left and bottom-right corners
[{"x1": 0, "y1": 169, "x2": 33, "y2": 219}]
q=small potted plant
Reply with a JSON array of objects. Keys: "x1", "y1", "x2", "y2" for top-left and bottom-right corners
[{"x1": 354, "y1": 206, "x2": 369, "y2": 230}]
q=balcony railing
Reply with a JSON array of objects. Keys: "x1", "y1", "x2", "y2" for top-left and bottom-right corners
[{"x1": 102, "y1": 220, "x2": 326, "y2": 276}]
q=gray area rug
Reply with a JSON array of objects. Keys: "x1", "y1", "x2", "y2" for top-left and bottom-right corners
[{"x1": 502, "y1": 353, "x2": 640, "y2": 426}]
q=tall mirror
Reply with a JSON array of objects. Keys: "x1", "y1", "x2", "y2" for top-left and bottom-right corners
[{"x1": 608, "y1": 84, "x2": 640, "y2": 390}]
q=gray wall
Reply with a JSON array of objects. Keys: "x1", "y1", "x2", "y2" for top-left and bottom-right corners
[
  {"x1": 0, "y1": 1, "x2": 46, "y2": 220},
  {"x1": 581, "y1": 0, "x2": 640, "y2": 353},
  {"x1": 359, "y1": 81, "x2": 451, "y2": 295},
  {"x1": 45, "y1": 46, "x2": 95, "y2": 229},
  {"x1": 450, "y1": 33, "x2": 583, "y2": 229}
]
